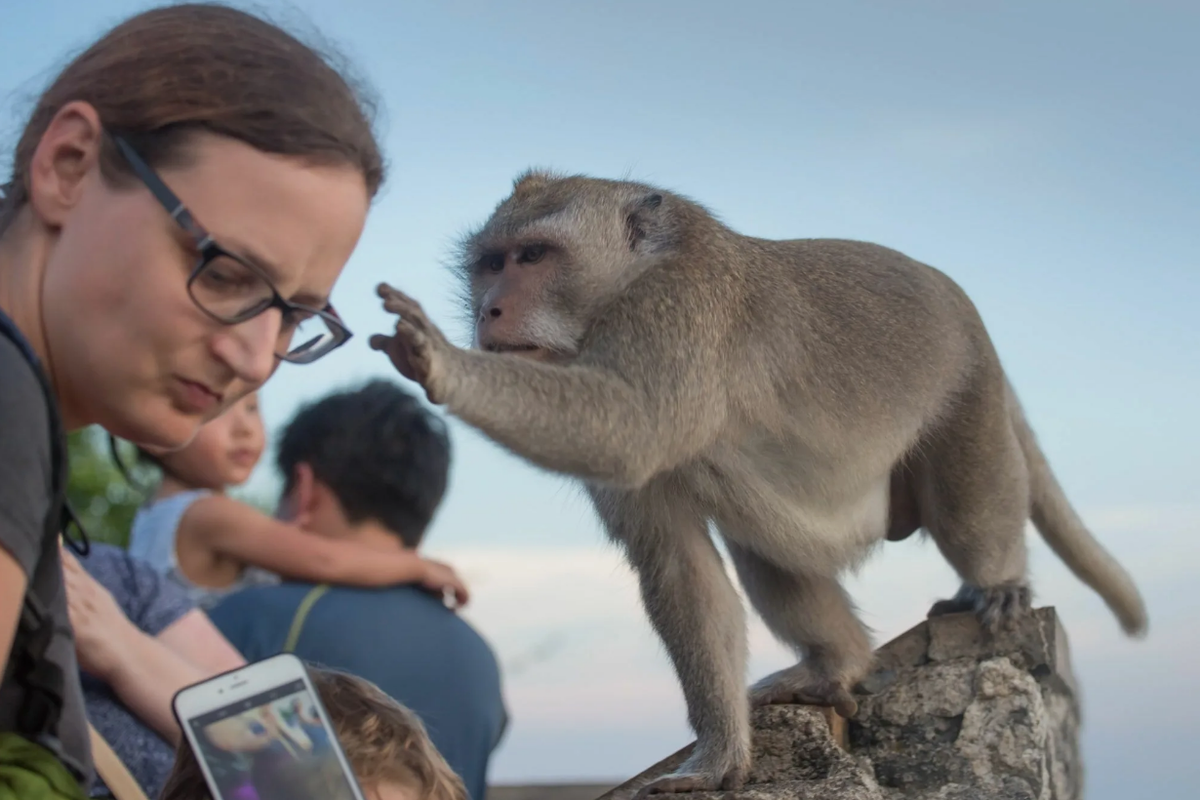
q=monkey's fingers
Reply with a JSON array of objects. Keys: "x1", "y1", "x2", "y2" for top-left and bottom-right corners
[
  {"x1": 377, "y1": 283, "x2": 425, "y2": 316},
  {"x1": 392, "y1": 318, "x2": 429, "y2": 350},
  {"x1": 370, "y1": 332, "x2": 417, "y2": 360},
  {"x1": 383, "y1": 294, "x2": 424, "y2": 319},
  {"x1": 975, "y1": 584, "x2": 1032, "y2": 632},
  {"x1": 368, "y1": 334, "x2": 393, "y2": 352},
  {"x1": 928, "y1": 583, "x2": 1031, "y2": 634},
  {"x1": 369, "y1": 332, "x2": 421, "y2": 379},
  {"x1": 375, "y1": 281, "x2": 407, "y2": 300},
  {"x1": 633, "y1": 769, "x2": 743, "y2": 798}
]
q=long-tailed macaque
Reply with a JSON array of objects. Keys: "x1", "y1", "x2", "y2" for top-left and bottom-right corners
[{"x1": 369, "y1": 171, "x2": 1147, "y2": 796}]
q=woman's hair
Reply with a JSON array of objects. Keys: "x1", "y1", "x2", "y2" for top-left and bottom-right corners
[
  {"x1": 0, "y1": 2, "x2": 385, "y2": 235},
  {"x1": 160, "y1": 667, "x2": 467, "y2": 800}
]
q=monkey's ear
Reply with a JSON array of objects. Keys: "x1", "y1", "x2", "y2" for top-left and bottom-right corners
[
  {"x1": 626, "y1": 193, "x2": 665, "y2": 252},
  {"x1": 512, "y1": 168, "x2": 556, "y2": 197}
]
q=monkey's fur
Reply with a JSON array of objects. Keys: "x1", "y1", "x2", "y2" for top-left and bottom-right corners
[{"x1": 370, "y1": 171, "x2": 1148, "y2": 797}]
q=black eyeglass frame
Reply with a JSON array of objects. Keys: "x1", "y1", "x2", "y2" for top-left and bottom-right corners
[{"x1": 110, "y1": 133, "x2": 353, "y2": 364}]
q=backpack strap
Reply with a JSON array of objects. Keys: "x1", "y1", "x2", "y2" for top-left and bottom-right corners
[
  {"x1": 0, "y1": 308, "x2": 87, "y2": 783},
  {"x1": 282, "y1": 584, "x2": 330, "y2": 654}
]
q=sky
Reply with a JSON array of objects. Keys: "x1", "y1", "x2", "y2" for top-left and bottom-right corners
[{"x1": 2, "y1": 0, "x2": 1198, "y2": 796}]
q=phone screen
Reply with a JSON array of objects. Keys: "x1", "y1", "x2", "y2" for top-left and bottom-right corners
[{"x1": 184, "y1": 677, "x2": 358, "y2": 800}]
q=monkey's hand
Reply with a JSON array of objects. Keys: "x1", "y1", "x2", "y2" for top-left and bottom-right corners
[{"x1": 369, "y1": 283, "x2": 459, "y2": 405}]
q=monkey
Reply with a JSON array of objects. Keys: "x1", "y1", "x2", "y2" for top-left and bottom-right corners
[{"x1": 368, "y1": 170, "x2": 1148, "y2": 797}]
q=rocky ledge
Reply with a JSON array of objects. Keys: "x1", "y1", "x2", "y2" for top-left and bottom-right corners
[{"x1": 598, "y1": 607, "x2": 1081, "y2": 800}]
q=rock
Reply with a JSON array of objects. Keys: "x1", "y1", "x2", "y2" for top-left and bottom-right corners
[
  {"x1": 855, "y1": 608, "x2": 1082, "y2": 800},
  {"x1": 598, "y1": 705, "x2": 884, "y2": 800},
  {"x1": 595, "y1": 608, "x2": 1081, "y2": 800}
]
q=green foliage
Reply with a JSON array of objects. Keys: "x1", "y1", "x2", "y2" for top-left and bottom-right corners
[{"x1": 65, "y1": 426, "x2": 157, "y2": 548}]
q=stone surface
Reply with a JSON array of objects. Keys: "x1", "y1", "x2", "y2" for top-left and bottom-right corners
[
  {"x1": 598, "y1": 705, "x2": 882, "y2": 800},
  {"x1": 855, "y1": 608, "x2": 1082, "y2": 800},
  {"x1": 594, "y1": 607, "x2": 1081, "y2": 800}
]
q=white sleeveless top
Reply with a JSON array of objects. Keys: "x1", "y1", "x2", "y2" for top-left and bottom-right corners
[{"x1": 127, "y1": 489, "x2": 278, "y2": 610}]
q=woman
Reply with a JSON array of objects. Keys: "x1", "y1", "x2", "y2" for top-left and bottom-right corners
[{"x1": 0, "y1": 4, "x2": 384, "y2": 795}]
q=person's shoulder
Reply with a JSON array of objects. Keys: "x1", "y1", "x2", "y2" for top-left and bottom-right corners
[
  {"x1": 208, "y1": 582, "x2": 316, "y2": 656},
  {"x1": 0, "y1": 326, "x2": 35, "y2": 368},
  {"x1": 0, "y1": 333, "x2": 50, "y2": 429},
  {"x1": 210, "y1": 581, "x2": 315, "y2": 617},
  {"x1": 0, "y1": 330, "x2": 55, "y2": 574},
  {"x1": 339, "y1": 585, "x2": 500, "y2": 655}
]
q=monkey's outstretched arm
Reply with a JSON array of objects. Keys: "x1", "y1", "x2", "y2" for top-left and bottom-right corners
[
  {"x1": 372, "y1": 284, "x2": 725, "y2": 489},
  {"x1": 448, "y1": 352, "x2": 704, "y2": 487}
]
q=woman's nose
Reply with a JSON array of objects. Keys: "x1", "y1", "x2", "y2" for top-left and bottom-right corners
[{"x1": 211, "y1": 309, "x2": 282, "y2": 385}]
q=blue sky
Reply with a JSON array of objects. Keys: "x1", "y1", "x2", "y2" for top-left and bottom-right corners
[{"x1": 3, "y1": 1, "x2": 1197, "y2": 796}]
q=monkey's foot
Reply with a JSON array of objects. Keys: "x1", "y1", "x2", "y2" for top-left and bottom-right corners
[
  {"x1": 632, "y1": 766, "x2": 747, "y2": 798},
  {"x1": 749, "y1": 669, "x2": 858, "y2": 717},
  {"x1": 928, "y1": 582, "x2": 1032, "y2": 633}
]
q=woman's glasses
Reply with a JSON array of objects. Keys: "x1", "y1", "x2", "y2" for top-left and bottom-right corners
[{"x1": 111, "y1": 134, "x2": 352, "y2": 364}]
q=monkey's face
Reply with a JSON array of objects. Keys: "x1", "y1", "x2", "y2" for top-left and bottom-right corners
[
  {"x1": 466, "y1": 239, "x2": 587, "y2": 363},
  {"x1": 458, "y1": 171, "x2": 672, "y2": 363}
]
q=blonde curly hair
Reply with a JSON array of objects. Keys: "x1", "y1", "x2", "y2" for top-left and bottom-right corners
[{"x1": 160, "y1": 666, "x2": 466, "y2": 800}]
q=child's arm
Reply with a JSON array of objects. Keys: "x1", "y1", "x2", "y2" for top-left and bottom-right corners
[
  {"x1": 180, "y1": 495, "x2": 469, "y2": 605},
  {"x1": 157, "y1": 609, "x2": 247, "y2": 675}
]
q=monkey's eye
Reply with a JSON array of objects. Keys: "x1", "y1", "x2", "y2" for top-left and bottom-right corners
[
  {"x1": 518, "y1": 244, "x2": 546, "y2": 264},
  {"x1": 480, "y1": 254, "x2": 505, "y2": 273}
]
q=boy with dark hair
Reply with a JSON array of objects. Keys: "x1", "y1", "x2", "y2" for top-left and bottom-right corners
[
  {"x1": 207, "y1": 380, "x2": 507, "y2": 800},
  {"x1": 274, "y1": 379, "x2": 452, "y2": 551}
]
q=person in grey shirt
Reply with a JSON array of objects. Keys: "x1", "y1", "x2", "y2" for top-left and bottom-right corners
[
  {"x1": 0, "y1": 322, "x2": 92, "y2": 788},
  {"x1": 0, "y1": 1, "x2": 386, "y2": 792}
]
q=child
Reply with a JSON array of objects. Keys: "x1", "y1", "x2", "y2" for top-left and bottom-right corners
[
  {"x1": 158, "y1": 667, "x2": 467, "y2": 800},
  {"x1": 126, "y1": 392, "x2": 468, "y2": 610}
]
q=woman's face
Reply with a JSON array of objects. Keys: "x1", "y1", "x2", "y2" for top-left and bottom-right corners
[{"x1": 37, "y1": 119, "x2": 369, "y2": 450}]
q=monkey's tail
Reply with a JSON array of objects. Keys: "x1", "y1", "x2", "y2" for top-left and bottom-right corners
[{"x1": 1006, "y1": 381, "x2": 1148, "y2": 637}]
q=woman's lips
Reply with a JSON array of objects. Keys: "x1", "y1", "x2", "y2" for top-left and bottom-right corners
[{"x1": 172, "y1": 377, "x2": 223, "y2": 414}]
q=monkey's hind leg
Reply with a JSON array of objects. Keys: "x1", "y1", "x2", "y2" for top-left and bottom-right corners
[
  {"x1": 920, "y1": 369, "x2": 1033, "y2": 632},
  {"x1": 590, "y1": 486, "x2": 751, "y2": 797},
  {"x1": 726, "y1": 542, "x2": 871, "y2": 718}
]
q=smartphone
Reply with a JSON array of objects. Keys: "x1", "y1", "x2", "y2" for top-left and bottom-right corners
[{"x1": 172, "y1": 653, "x2": 366, "y2": 800}]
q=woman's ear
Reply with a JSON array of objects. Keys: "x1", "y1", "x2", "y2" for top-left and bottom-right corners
[{"x1": 26, "y1": 101, "x2": 106, "y2": 228}]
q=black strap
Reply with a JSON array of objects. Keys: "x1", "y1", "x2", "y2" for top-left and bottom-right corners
[{"x1": 0, "y1": 307, "x2": 87, "y2": 779}]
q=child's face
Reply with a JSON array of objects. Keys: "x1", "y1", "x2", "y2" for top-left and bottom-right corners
[{"x1": 157, "y1": 392, "x2": 266, "y2": 488}]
